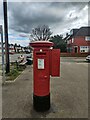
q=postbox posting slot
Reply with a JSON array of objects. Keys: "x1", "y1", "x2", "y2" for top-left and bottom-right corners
[{"x1": 36, "y1": 52, "x2": 46, "y2": 55}]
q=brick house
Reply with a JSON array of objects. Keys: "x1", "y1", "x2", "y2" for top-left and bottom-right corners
[
  {"x1": 65, "y1": 27, "x2": 90, "y2": 53},
  {"x1": 9, "y1": 44, "x2": 15, "y2": 54},
  {"x1": 0, "y1": 42, "x2": 15, "y2": 54},
  {"x1": 0, "y1": 43, "x2": 30, "y2": 54}
]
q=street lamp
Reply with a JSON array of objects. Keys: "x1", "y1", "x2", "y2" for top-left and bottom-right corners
[{"x1": 3, "y1": 0, "x2": 10, "y2": 73}]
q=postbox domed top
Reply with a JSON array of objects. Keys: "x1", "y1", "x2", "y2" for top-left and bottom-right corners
[{"x1": 30, "y1": 41, "x2": 54, "y2": 48}]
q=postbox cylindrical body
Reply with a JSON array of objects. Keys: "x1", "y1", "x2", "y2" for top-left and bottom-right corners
[
  {"x1": 30, "y1": 41, "x2": 53, "y2": 111},
  {"x1": 30, "y1": 41, "x2": 60, "y2": 112}
]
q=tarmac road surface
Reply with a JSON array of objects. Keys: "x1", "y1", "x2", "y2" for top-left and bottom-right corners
[{"x1": 2, "y1": 57, "x2": 88, "y2": 118}]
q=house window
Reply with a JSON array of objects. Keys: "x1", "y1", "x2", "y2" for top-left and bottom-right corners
[
  {"x1": 85, "y1": 36, "x2": 90, "y2": 41},
  {"x1": 81, "y1": 50, "x2": 85, "y2": 52},
  {"x1": 67, "y1": 40, "x2": 70, "y2": 44},
  {"x1": 80, "y1": 46, "x2": 89, "y2": 53},
  {"x1": 67, "y1": 47, "x2": 72, "y2": 53},
  {"x1": 70, "y1": 30, "x2": 73, "y2": 35},
  {"x1": 72, "y1": 38, "x2": 74, "y2": 43}
]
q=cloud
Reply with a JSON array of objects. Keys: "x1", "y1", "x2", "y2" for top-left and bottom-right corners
[
  {"x1": 8, "y1": 3, "x2": 64, "y2": 33},
  {"x1": 0, "y1": 1, "x2": 89, "y2": 46},
  {"x1": 8, "y1": 33, "x2": 30, "y2": 46},
  {"x1": 9, "y1": 39, "x2": 30, "y2": 46},
  {"x1": 7, "y1": 2, "x2": 88, "y2": 34}
]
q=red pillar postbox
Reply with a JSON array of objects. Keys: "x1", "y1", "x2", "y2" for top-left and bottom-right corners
[{"x1": 30, "y1": 41, "x2": 60, "y2": 112}]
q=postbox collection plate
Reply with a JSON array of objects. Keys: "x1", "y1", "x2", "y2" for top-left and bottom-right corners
[{"x1": 38, "y1": 59, "x2": 44, "y2": 69}]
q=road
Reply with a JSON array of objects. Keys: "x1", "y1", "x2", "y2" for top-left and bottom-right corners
[
  {"x1": 0, "y1": 54, "x2": 28, "y2": 64},
  {"x1": 2, "y1": 57, "x2": 88, "y2": 118}
]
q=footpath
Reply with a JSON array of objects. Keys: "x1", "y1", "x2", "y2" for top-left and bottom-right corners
[
  {"x1": 2, "y1": 65, "x2": 56, "y2": 118},
  {"x1": 2, "y1": 65, "x2": 34, "y2": 118},
  {"x1": 2, "y1": 61, "x2": 88, "y2": 118}
]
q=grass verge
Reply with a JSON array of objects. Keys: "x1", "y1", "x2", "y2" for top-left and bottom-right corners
[{"x1": 6, "y1": 62, "x2": 26, "y2": 81}]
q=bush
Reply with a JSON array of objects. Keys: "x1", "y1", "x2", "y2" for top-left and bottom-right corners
[{"x1": 7, "y1": 69, "x2": 19, "y2": 77}]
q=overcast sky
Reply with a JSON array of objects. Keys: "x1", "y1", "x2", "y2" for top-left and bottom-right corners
[{"x1": 0, "y1": 1, "x2": 89, "y2": 46}]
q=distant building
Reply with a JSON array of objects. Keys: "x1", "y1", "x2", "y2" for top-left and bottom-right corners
[
  {"x1": 24, "y1": 46, "x2": 31, "y2": 53},
  {"x1": 14, "y1": 44, "x2": 26, "y2": 53},
  {"x1": 0, "y1": 42, "x2": 15, "y2": 54},
  {"x1": 0, "y1": 43, "x2": 31, "y2": 54},
  {"x1": 64, "y1": 27, "x2": 90, "y2": 53},
  {"x1": 9, "y1": 44, "x2": 15, "y2": 54},
  {"x1": 14, "y1": 45, "x2": 22, "y2": 53}
]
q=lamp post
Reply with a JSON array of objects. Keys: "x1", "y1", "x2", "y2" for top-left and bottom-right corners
[{"x1": 3, "y1": 0, "x2": 10, "y2": 73}]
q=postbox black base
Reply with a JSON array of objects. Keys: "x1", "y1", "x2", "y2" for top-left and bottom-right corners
[{"x1": 33, "y1": 93, "x2": 50, "y2": 112}]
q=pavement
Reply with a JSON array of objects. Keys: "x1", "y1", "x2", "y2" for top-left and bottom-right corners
[{"x1": 2, "y1": 57, "x2": 88, "y2": 118}]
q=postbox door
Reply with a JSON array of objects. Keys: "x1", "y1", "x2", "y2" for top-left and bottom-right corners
[
  {"x1": 50, "y1": 49, "x2": 60, "y2": 77},
  {"x1": 34, "y1": 50, "x2": 50, "y2": 96}
]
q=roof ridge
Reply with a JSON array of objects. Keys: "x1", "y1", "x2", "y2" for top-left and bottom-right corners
[
  {"x1": 79, "y1": 26, "x2": 90, "y2": 29},
  {"x1": 74, "y1": 26, "x2": 90, "y2": 36}
]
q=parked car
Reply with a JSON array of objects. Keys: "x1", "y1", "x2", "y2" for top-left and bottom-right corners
[
  {"x1": 86, "y1": 55, "x2": 90, "y2": 62},
  {"x1": 26, "y1": 53, "x2": 33, "y2": 65}
]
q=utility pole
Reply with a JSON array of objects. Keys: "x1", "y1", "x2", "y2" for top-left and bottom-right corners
[
  {"x1": 0, "y1": 25, "x2": 5, "y2": 84},
  {"x1": 3, "y1": 0, "x2": 10, "y2": 73}
]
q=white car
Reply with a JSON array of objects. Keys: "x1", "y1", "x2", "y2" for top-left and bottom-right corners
[{"x1": 86, "y1": 55, "x2": 90, "y2": 61}]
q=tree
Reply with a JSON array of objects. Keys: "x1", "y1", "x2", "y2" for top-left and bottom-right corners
[
  {"x1": 14, "y1": 43, "x2": 17, "y2": 47},
  {"x1": 30, "y1": 25, "x2": 52, "y2": 41},
  {"x1": 50, "y1": 35, "x2": 67, "y2": 52},
  {"x1": 14, "y1": 43, "x2": 17, "y2": 53}
]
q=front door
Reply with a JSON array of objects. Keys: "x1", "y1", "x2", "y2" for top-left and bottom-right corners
[{"x1": 75, "y1": 47, "x2": 78, "y2": 53}]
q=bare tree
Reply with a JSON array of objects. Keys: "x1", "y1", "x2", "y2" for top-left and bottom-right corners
[{"x1": 30, "y1": 25, "x2": 52, "y2": 41}]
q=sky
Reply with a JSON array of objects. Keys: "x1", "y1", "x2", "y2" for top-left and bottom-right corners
[{"x1": 0, "y1": 1, "x2": 89, "y2": 46}]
